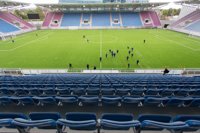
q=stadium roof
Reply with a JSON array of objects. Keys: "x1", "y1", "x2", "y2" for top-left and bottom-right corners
[{"x1": 0, "y1": 0, "x2": 185, "y2": 5}]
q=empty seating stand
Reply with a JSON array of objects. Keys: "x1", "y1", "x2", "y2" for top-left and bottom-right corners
[
  {"x1": 42, "y1": 11, "x2": 161, "y2": 28},
  {"x1": 0, "y1": 12, "x2": 33, "y2": 33}
]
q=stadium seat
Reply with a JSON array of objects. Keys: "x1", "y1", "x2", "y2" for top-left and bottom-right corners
[
  {"x1": 78, "y1": 95, "x2": 99, "y2": 106},
  {"x1": 86, "y1": 88, "x2": 100, "y2": 95},
  {"x1": 100, "y1": 113, "x2": 140, "y2": 131},
  {"x1": 28, "y1": 88, "x2": 43, "y2": 96},
  {"x1": 101, "y1": 88, "x2": 115, "y2": 95},
  {"x1": 173, "y1": 115, "x2": 200, "y2": 132},
  {"x1": 0, "y1": 96, "x2": 13, "y2": 105},
  {"x1": 55, "y1": 88, "x2": 71, "y2": 96},
  {"x1": 187, "y1": 98, "x2": 200, "y2": 107},
  {"x1": 11, "y1": 97, "x2": 35, "y2": 106},
  {"x1": 101, "y1": 95, "x2": 121, "y2": 106},
  {"x1": 143, "y1": 96, "x2": 169, "y2": 107},
  {"x1": 55, "y1": 95, "x2": 78, "y2": 106},
  {"x1": 33, "y1": 96, "x2": 56, "y2": 106},
  {"x1": 13, "y1": 112, "x2": 61, "y2": 133},
  {"x1": 57, "y1": 112, "x2": 97, "y2": 133},
  {"x1": 41, "y1": 88, "x2": 57, "y2": 96},
  {"x1": 71, "y1": 88, "x2": 85, "y2": 96},
  {"x1": 131, "y1": 89, "x2": 145, "y2": 96},
  {"x1": 116, "y1": 88, "x2": 131, "y2": 96},
  {"x1": 122, "y1": 96, "x2": 144, "y2": 106},
  {"x1": 138, "y1": 114, "x2": 172, "y2": 132}
]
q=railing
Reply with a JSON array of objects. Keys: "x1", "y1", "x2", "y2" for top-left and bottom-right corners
[{"x1": 1, "y1": 68, "x2": 200, "y2": 76}]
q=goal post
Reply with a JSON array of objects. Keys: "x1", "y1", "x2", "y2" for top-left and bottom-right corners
[{"x1": 0, "y1": 33, "x2": 17, "y2": 41}]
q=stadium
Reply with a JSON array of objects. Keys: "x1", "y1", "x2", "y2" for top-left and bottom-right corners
[{"x1": 1, "y1": 0, "x2": 200, "y2": 132}]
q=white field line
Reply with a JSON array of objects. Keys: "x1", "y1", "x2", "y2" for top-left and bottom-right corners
[
  {"x1": 134, "y1": 49, "x2": 151, "y2": 68},
  {"x1": 0, "y1": 33, "x2": 52, "y2": 52},
  {"x1": 152, "y1": 33, "x2": 200, "y2": 51}
]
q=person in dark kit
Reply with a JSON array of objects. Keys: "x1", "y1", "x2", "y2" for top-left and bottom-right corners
[
  {"x1": 12, "y1": 40, "x2": 15, "y2": 43},
  {"x1": 87, "y1": 39, "x2": 89, "y2": 43},
  {"x1": 127, "y1": 46, "x2": 129, "y2": 49},
  {"x1": 106, "y1": 53, "x2": 108, "y2": 58},
  {"x1": 117, "y1": 50, "x2": 119, "y2": 53},
  {"x1": 69, "y1": 63, "x2": 72, "y2": 69},
  {"x1": 100, "y1": 57, "x2": 102, "y2": 62},
  {"x1": 136, "y1": 60, "x2": 139, "y2": 65},
  {"x1": 87, "y1": 64, "x2": 89, "y2": 70},
  {"x1": 113, "y1": 53, "x2": 116, "y2": 57},
  {"x1": 126, "y1": 56, "x2": 129, "y2": 61},
  {"x1": 112, "y1": 52, "x2": 114, "y2": 57},
  {"x1": 83, "y1": 35, "x2": 85, "y2": 38},
  {"x1": 109, "y1": 49, "x2": 111, "y2": 52},
  {"x1": 128, "y1": 51, "x2": 131, "y2": 54},
  {"x1": 144, "y1": 39, "x2": 146, "y2": 43},
  {"x1": 163, "y1": 68, "x2": 169, "y2": 75},
  {"x1": 128, "y1": 63, "x2": 130, "y2": 68},
  {"x1": 131, "y1": 53, "x2": 134, "y2": 57},
  {"x1": 131, "y1": 48, "x2": 134, "y2": 51},
  {"x1": 94, "y1": 66, "x2": 96, "y2": 70}
]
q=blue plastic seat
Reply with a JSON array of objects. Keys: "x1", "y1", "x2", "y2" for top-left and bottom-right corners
[
  {"x1": 30, "y1": 112, "x2": 61, "y2": 128},
  {"x1": 0, "y1": 88, "x2": 14, "y2": 96},
  {"x1": 55, "y1": 88, "x2": 71, "y2": 96},
  {"x1": 100, "y1": 113, "x2": 140, "y2": 130},
  {"x1": 176, "y1": 89, "x2": 190, "y2": 97},
  {"x1": 41, "y1": 88, "x2": 57, "y2": 96},
  {"x1": 116, "y1": 89, "x2": 130, "y2": 96},
  {"x1": 78, "y1": 95, "x2": 99, "y2": 106},
  {"x1": 0, "y1": 96, "x2": 13, "y2": 105},
  {"x1": 160, "y1": 89, "x2": 178, "y2": 97},
  {"x1": 33, "y1": 96, "x2": 56, "y2": 106},
  {"x1": 188, "y1": 98, "x2": 200, "y2": 107},
  {"x1": 143, "y1": 97, "x2": 169, "y2": 107},
  {"x1": 138, "y1": 114, "x2": 172, "y2": 132},
  {"x1": 71, "y1": 88, "x2": 85, "y2": 96},
  {"x1": 173, "y1": 115, "x2": 200, "y2": 132},
  {"x1": 141, "y1": 120, "x2": 188, "y2": 132},
  {"x1": 86, "y1": 88, "x2": 100, "y2": 95},
  {"x1": 145, "y1": 89, "x2": 161, "y2": 96},
  {"x1": 55, "y1": 96, "x2": 78, "y2": 106},
  {"x1": 28, "y1": 88, "x2": 43, "y2": 96},
  {"x1": 122, "y1": 96, "x2": 144, "y2": 106},
  {"x1": 13, "y1": 112, "x2": 61, "y2": 132},
  {"x1": 0, "y1": 113, "x2": 28, "y2": 128},
  {"x1": 57, "y1": 112, "x2": 97, "y2": 133},
  {"x1": 131, "y1": 89, "x2": 145, "y2": 96},
  {"x1": 13, "y1": 89, "x2": 29, "y2": 96},
  {"x1": 101, "y1": 88, "x2": 115, "y2": 95},
  {"x1": 11, "y1": 97, "x2": 35, "y2": 106},
  {"x1": 101, "y1": 96, "x2": 121, "y2": 106},
  {"x1": 165, "y1": 97, "x2": 190, "y2": 107}
]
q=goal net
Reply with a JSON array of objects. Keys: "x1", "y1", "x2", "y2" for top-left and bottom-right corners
[{"x1": 0, "y1": 33, "x2": 16, "y2": 41}]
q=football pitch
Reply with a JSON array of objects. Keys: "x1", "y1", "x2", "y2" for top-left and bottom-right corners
[{"x1": 0, "y1": 29, "x2": 200, "y2": 69}]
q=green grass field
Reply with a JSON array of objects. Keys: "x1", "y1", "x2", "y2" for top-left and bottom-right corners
[{"x1": 0, "y1": 29, "x2": 200, "y2": 69}]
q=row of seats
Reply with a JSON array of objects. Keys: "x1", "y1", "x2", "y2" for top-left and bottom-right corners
[
  {"x1": 1, "y1": 96, "x2": 200, "y2": 107},
  {"x1": 1, "y1": 88, "x2": 200, "y2": 97},
  {"x1": 0, "y1": 112, "x2": 200, "y2": 133},
  {"x1": 1, "y1": 83, "x2": 200, "y2": 89}
]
